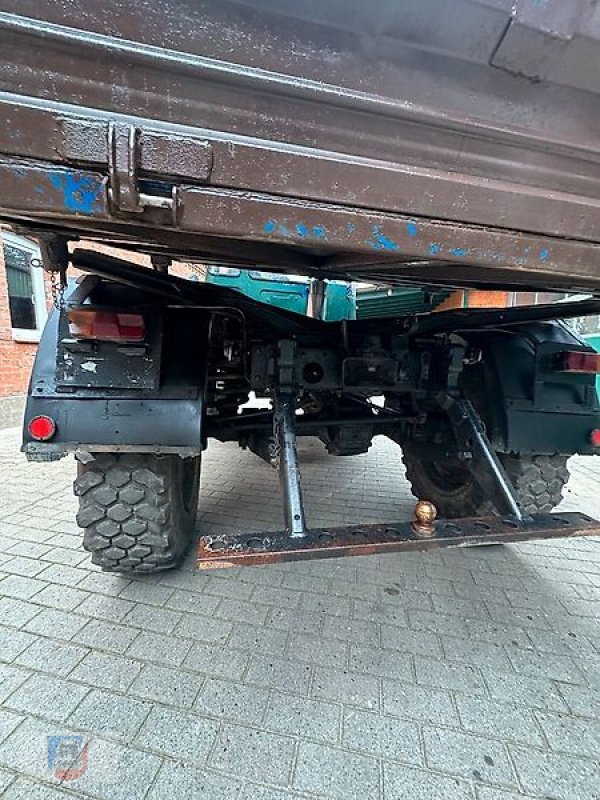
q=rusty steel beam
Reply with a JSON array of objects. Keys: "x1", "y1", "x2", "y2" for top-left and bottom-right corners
[{"x1": 196, "y1": 512, "x2": 600, "y2": 569}]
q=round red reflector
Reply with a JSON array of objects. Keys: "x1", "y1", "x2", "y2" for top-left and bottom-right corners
[
  {"x1": 590, "y1": 429, "x2": 600, "y2": 447},
  {"x1": 28, "y1": 415, "x2": 56, "y2": 441}
]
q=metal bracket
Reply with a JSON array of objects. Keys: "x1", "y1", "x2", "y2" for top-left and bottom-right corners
[{"x1": 108, "y1": 122, "x2": 143, "y2": 214}]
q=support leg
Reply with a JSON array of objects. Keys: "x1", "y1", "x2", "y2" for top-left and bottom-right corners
[
  {"x1": 445, "y1": 397, "x2": 526, "y2": 522},
  {"x1": 273, "y1": 393, "x2": 308, "y2": 537}
]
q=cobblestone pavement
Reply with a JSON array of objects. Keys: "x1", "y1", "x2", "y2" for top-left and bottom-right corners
[{"x1": 0, "y1": 424, "x2": 599, "y2": 800}]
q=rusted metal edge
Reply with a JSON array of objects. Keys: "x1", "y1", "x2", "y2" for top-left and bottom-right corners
[
  {"x1": 1, "y1": 10, "x2": 597, "y2": 160},
  {"x1": 196, "y1": 512, "x2": 600, "y2": 568},
  {"x1": 1, "y1": 96, "x2": 600, "y2": 243}
]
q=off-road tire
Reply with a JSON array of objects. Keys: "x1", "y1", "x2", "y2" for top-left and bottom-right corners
[
  {"x1": 401, "y1": 448, "x2": 569, "y2": 519},
  {"x1": 74, "y1": 453, "x2": 201, "y2": 573}
]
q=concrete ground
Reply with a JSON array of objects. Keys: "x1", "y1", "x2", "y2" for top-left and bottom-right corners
[{"x1": 0, "y1": 425, "x2": 599, "y2": 800}]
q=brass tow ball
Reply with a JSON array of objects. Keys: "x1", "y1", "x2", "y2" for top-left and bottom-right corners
[{"x1": 412, "y1": 500, "x2": 438, "y2": 538}]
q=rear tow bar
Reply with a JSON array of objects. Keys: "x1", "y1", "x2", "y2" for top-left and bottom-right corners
[
  {"x1": 197, "y1": 511, "x2": 600, "y2": 568},
  {"x1": 197, "y1": 386, "x2": 600, "y2": 569}
]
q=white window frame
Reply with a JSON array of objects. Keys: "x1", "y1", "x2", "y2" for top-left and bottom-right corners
[{"x1": 3, "y1": 232, "x2": 47, "y2": 343}]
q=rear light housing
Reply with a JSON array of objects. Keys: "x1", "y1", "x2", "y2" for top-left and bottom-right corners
[
  {"x1": 553, "y1": 350, "x2": 600, "y2": 374},
  {"x1": 28, "y1": 415, "x2": 56, "y2": 441},
  {"x1": 590, "y1": 429, "x2": 600, "y2": 447},
  {"x1": 67, "y1": 310, "x2": 145, "y2": 343}
]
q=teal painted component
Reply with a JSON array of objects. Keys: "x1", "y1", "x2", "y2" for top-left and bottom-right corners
[
  {"x1": 582, "y1": 333, "x2": 600, "y2": 397},
  {"x1": 206, "y1": 268, "x2": 449, "y2": 321},
  {"x1": 355, "y1": 287, "x2": 451, "y2": 319},
  {"x1": 205, "y1": 268, "x2": 355, "y2": 320}
]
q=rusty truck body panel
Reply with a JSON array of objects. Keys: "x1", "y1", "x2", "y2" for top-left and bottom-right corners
[{"x1": 0, "y1": 0, "x2": 599, "y2": 291}]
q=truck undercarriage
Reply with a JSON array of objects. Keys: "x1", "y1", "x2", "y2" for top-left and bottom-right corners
[
  {"x1": 2, "y1": 0, "x2": 600, "y2": 569},
  {"x1": 19, "y1": 249, "x2": 600, "y2": 571}
]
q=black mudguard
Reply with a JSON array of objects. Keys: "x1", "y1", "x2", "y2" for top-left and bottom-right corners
[
  {"x1": 23, "y1": 296, "x2": 208, "y2": 460},
  {"x1": 463, "y1": 321, "x2": 600, "y2": 456}
]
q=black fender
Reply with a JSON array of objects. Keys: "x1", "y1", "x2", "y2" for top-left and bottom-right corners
[
  {"x1": 23, "y1": 286, "x2": 209, "y2": 460},
  {"x1": 462, "y1": 321, "x2": 600, "y2": 456}
]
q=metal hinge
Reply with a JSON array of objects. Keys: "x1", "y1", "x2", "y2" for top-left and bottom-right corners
[{"x1": 106, "y1": 122, "x2": 213, "y2": 219}]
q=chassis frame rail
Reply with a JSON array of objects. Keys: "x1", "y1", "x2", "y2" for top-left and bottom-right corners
[{"x1": 197, "y1": 512, "x2": 600, "y2": 568}]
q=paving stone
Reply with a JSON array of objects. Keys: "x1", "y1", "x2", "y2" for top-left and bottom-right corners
[
  {"x1": 349, "y1": 644, "x2": 413, "y2": 682},
  {"x1": 126, "y1": 630, "x2": 192, "y2": 668},
  {"x1": 556, "y1": 682, "x2": 600, "y2": 720},
  {"x1": 287, "y1": 632, "x2": 348, "y2": 667},
  {"x1": 483, "y1": 670, "x2": 568, "y2": 712},
  {"x1": 245, "y1": 654, "x2": 312, "y2": 695},
  {"x1": 536, "y1": 711, "x2": 600, "y2": 760},
  {"x1": 129, "y1": 664, "x2": 201, "y2": 707},
  {"x1": 23, "y1": 608, "x2": 88, "y2": 641},
  {"x1": 2, "y1": 556, "x2": 46, "y2": 577},
  {"x1": 73, "y1": 619, "x2": 140, "y2": 654},
  {"x1": 0, "y1": 625, "x2": 37, "y2": 662},
  {"x1": 383, "y1": 679, "x2": 459, "y2": 726},
  {"x1": 6, "y1": 673, "x2": 88, "y2": 723},
  {"x1": 293, "y1": 741, "x2": 380, "y2": 800},
  {"x1": 423, "y1": 726, "x2": 517, "y2": 788},
  {"x1": 15, "y1": 637, "x2": 88, "y2": 677},
  {"x1": 74, "y1": 594, "x2": 135, "y2": 623},
  {"x1": 0, "y1": 575, "x2": 46, "y2": 600},
  {"x1": 184, "y1": 641, "x2": 249, "y2": 681},
  {"x1": 455, "y1": 695, "x2": 544, "y2": 747},
  {"x1": 414, "y1": 656, "x2": 487, "y2": 695},
  {"x1": 68, "y1": 736, "x2": 162, "y2": 800},
  {"x1": 118, "y1": 581, "x2": 174, "y2": 606},
  {"x1": 210, "y1": 724, "x2": 295, "y2": 785},
  {"x1": 146, "y1": 760, "x2": 240, "y2": 800},
  {"x1": 0, "y1": 708, "x2": 24, "y2": 745},
  {"x1": 510, "y1": 744, "x2": 600, "y2": 800},
  {"x1": 381, "y1": 625, "x2": 442, "y2": 658},
  {"x1": 135, "y1": 705, "x2": 219, "y2": 762},
  {"x1": 70, "y1": 651, "x2": 143, "y2": 692},
  {"x1": 68, "y1": 687, "x2": 151, "y2": 741},
  {"x1": 312, "y1": 667, "x2": 380, "y2": 710},
  {"x1": 214, "y1": 597, "x2": 270, "y2": 626},
  {"x1": 195, "y1": 677, "x2": 269, "y2": 725},
  {"x1": 343, "y1": 707, "x2": 422, "y2": 764},
  {"x1": 32, "y1": 585, "x2": 89, "y2": 612},
  {"x1": 264, "y1": 691, "x2": 340, "y2": 744},
  {"x1": 504, "y1": 644, "x2": 585, "y2": 684},
  {"x1": 35, "y1": 564, "x2": 84, "y2": 587},
  {"x1": 0, "y1": 597, "x2": 40, "y2": 628},
  {"x1": 2, "y1": 779, "x2": 78, "y2": 799},
  {"x1": 0, "y1": 664, "x2": 31, "y2": 703},
  {"x1": 165, "y1": 589, "x2": 220, "y2": 615},
  {"x1": 383, "y1": 763, "x2": 475, "y2": 800},
  {"x1": 174, "y1": 613, "x2": 233, "y2": 645}
]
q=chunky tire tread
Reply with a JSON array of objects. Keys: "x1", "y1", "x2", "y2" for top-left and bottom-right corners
[
  {"x1": 74, "y1": 453, "x2": 199, "y2": 573},
  {"x1": 401, "y1": 449, "x2": 569, "y2": 519}
]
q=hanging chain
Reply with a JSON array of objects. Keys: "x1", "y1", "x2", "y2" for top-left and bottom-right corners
[{"x1": 49, "y1": 268, "x2": 66, "y2": 310}]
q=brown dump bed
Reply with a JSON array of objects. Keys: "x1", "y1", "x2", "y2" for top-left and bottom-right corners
[{"x1": 0, "y1": 0, "x2": 599, "y2": 291}]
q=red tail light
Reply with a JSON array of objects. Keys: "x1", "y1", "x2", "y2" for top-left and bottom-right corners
[
  {"x1": 554, "y1": 350, "x2": 600, "y2": 374},
  {"x1": 590, "y1": 429, "x2": 600, "y2": 447},
  {"x1": 68, "y1": 310, "x2": 145, "y2": 342},
  {"x1": 28, "y1": 415, "x2": 56, "y2": 441}
]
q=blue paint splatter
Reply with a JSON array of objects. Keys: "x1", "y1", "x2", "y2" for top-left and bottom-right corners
[
  {"x1": 48, "y1": 171, "x2": 102, "y2": 214},
  {"x1": 429, "y1": 243, "x2": 441, "y2": 256},
  {"x1": 264, "y1": 220, "x2": 277, "y2": 234},
  {"x1": 312, "y1": 225, "x2": 327, "y2": 240},
  {"x1": 406, "y1": 221, "x2": 418, "y2": 238},
  {"x1": 367, "y1": 225, "x2": 399, "y2": 252},
  {"x1": 539, "y1": 248, "x2": 549, "y2": 261},
  {"x1": 449, "y1": 247, "x2": 468, "y2": 258},
  {"x1": 13, "y1": 167, "x2": 26, "y2": 178},
  {"x1": 346, "y1": 223, "x2": 356, "y2": 234},
  {"x1": 295, "y1": 223, "x2": 309, "y2": 238}
]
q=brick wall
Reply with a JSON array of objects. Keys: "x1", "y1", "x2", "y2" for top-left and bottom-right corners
[
  {"x1": 0, "y1": 242, "x2": 43, "y2": 398},
  {"x1": 0, "y1": 235, "x2": 205, "y2": 399}
]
